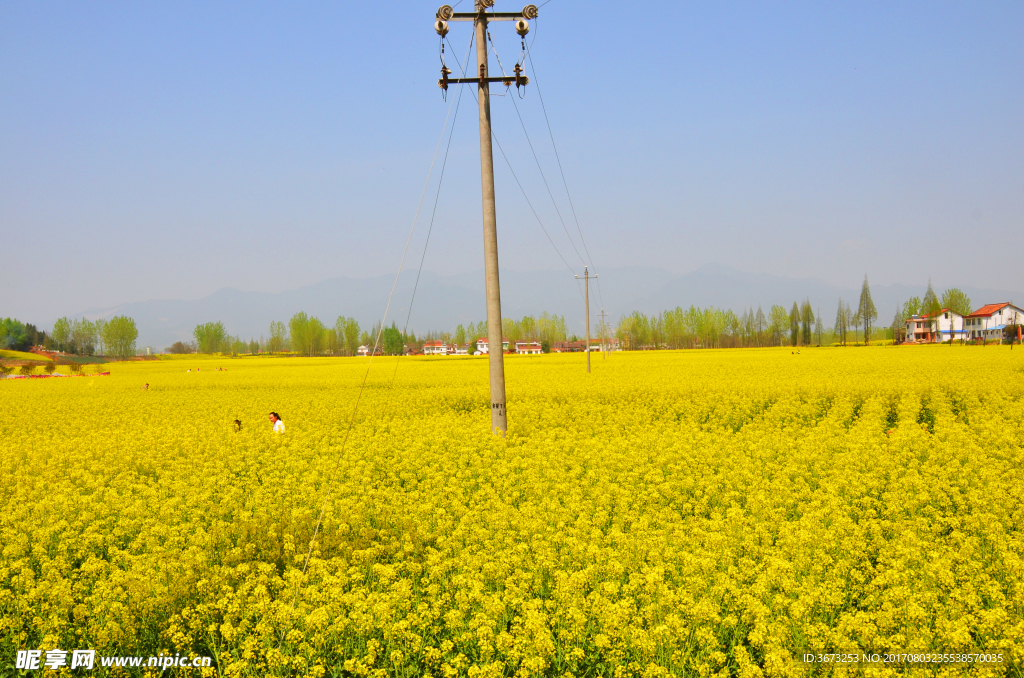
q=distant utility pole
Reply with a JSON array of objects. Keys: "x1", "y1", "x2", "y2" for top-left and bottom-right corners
[
  {"x1": 576, "y1": 267, "x2": 597, "y2": 373},
  {"x1": 434, "y1": 2, "x2": 538, "y2": 435},
  {"x1": 597, "y1": 308, "x2": 609, "y2": 359}
]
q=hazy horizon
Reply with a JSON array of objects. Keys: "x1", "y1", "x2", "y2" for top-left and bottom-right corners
[
  {"x1": 3, "y1": 2, "x2": 1022, "y2": 324},
  {"x1": 43, "y1": 263, "x2": 1022, "y2": 349}
]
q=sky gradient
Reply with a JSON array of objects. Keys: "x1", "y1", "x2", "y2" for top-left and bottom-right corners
[{"x1": 2, "y1": 1, "x2": 1022, "y2": 323}]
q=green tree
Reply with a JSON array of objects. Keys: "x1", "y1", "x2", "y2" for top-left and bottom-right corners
[
  {"x1": 71, "y1": 319, "x2": 97, "y2": 355},
  {"x1": 194, "y1": 322, "x2": 228, "y2": 354},
  {"x1": 537, "y1": 312, "x2": 568, "y2": 346},
  {"x1": 857, "y1": 275, "x2": 878, "y2": 345},
  {"x1": 52, "y1": 317, "x2": 72, "y2": 352},
  {"x1": 814, "y1": 308, "x2": 823, "y2": 346},
  {"x1": 834, "y1": 298, "x2": 849, "y2": 346},
  {"x1": 94, "y1": 318, "x2": 108, "y2": 355},
  {"x1": 382, "y1": 323, "x2": 404, "y2": 356},
  {"x1": 789, "y1": 302, "x2": 800, "y2": 347},
  {"x1": 268, "y1": 321, "x2": 288, "y2": 353},
  {"x1": 325, "y1": 328, "x2": 340, "y2": 355},
  {"x1": 941, "y1": 288, "x2": 972, "y2": 344},
  {"x1": 754, "y1": 306, "x2": 766, "y2": 347},
  {"x1": 0, "y1": 318, "x2": 29, "y2": 351},
  {"x1": 289, "y1": 313, "x2": 326, "y2": 356},
  {"x1": 342, "y1": 318, "x2": 361, "y2": 356},
  {"x1": 307, "y1": 317, "x2": 326, "y2": 356},
  {"x1": 288, "y1": 313, "x2": 310, "y2": 355},
  {"x1": 768, "y1": 305, "x2": 788, "y2": 346},
  {"x1": 891, "y1": 307, "x2": 904, "y2": 344},
  {"x1": 901, "y1": 296, "x2": 922, "y2": 321},
  {"x1": 800, "y1": 299, "x2": 815, "y2": 346},
  {"x1": 103, "y1": 316, "x2": 139, "y2": 361},
  {"x1": 921, "y1": 279, "x2": 941, "y2": 342},
  {"x1": 454, "y1": 324, "x2": 467, "y2": 347}
]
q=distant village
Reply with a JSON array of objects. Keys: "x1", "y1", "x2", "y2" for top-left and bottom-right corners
[{"x1": 357, "y1": 336, "x2": 621, "y2": 357}]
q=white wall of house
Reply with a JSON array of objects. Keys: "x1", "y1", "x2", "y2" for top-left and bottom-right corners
[
  {"x1": 423, "y1": 342, "x2": 449, "y2": 355},
  {"x1": 906, "y1": 310, "x2": 965, "y2": 342},
  {"x1": 966, "y1": 304, "x2": 1024, "y2": 341}
]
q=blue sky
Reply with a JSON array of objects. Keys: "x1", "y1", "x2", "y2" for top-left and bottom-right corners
[{"x1": 2, "y1": 1, "x2": 1022, "y2": 322}]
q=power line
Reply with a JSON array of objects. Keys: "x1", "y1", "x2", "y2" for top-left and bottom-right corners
[
  {"x1": 525, "y1": 41, "x2": 607, "y2": 312},
  {"x1": 388, "y1": 34, "x2": 476, "y2": 388},
  {"x1": 278, "y1": 29, "x2": 477, "y2": 652},
  {"x1": 446, "y1": 36, "x2": 584, "y2": 294},
  {"x1": 490, "y1": 34, "x2": 588, "y2": 269}
]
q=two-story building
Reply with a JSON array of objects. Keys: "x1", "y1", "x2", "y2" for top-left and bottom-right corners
[
  {"x1": 905, "y1": 309, "x2": 965, "y2": 343},
  {"x1": 422, "y1": 340, "x2": 449, "y2": 355},
  {"x1": 475, "y1": 337, "x2": 509, "y2": 354},
  {"x1": 965, "y1": 303, "x2": 1024, "y2": 342},
  {"x1": 515, "y1": 341, "x2": 543, "y2": 354}
]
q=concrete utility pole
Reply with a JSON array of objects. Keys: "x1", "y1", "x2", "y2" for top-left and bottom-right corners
[
  {"x1": 435, "y1": 2, "x2": 538, "y2": 434},
  {"x1": 576, "y1": 267, "x2": 597, "y2": 373},
  {"x1": 597, "y1": 308, "x2": 609, "y2": 359}
]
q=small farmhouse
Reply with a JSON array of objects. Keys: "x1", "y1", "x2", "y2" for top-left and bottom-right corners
[
  {"x1": 515, "y1": 341, "x2": 542, "y2": 354},
  {"x1": 475, "y1": 337, "x2": 510, "y2": 354},
  {"x1": 965, "y1": 303, "x2": 1024, "y2": 341},
  {"x1": 905, "y1": 309, "x2": 965, "y2": 343}
]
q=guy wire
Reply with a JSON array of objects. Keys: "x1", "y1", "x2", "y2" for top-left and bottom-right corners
[
  {"x1": 276, "y1": 29, "x2": 477, "y2": 651},
  {"x1": 385, "y1": 35, "x2": 475, "y2": 395},
  {"x1": 445, "y1": 37, "x2": 585, "y2": 298},
  {"x1": 525, "y1": 41, "x2": 607, "y2": 312}
]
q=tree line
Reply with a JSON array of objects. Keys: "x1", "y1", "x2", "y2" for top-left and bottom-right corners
[
  {"x1": 612, "y1": 276, "x2": 981, "y2": 350},
  {"x1": 1, "y1": 316, "x2": 139, "y2": 360},
  {"x1": 179, "y1": 312, "x2": 573, "y2": 356}
]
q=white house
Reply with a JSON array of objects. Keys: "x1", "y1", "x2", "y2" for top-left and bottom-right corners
[
  {"x1": 357, "y1": 344, "x2": 370, "y2": 356},
  {"x1": 965, "y1": 303, "x2": 1024, "y2": 342},
  {"x1": 475, "y1": 337, "x2": 509, "y2": 354},
  {"x1": 515, "y1": 341, "x2": 542, "y2": 354},
  {"x1": 453, "y1": 343, "x2": 469, "y2": 355},
  {"x1": 905, "y1": 309, "x2": 965, "y2": 343},
  {"x1": 422, "y1": 340, "x2": 449, "y2": 355}
]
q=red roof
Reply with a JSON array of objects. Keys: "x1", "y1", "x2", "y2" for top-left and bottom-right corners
[{"x1": 967, "y1": 303, "x2": 1010, "y2": 318}]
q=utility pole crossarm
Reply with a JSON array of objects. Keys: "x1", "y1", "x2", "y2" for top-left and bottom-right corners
[
  {"x1": 441, "y1": 76, "x2": 530, "y2": 85},
  {"x1": 447, "y1": 12, "x2": 532, "y2": 21}
]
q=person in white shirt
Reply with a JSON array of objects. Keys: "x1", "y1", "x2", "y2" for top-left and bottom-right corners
[{"x1": 268, "y1": 412, "x2": 285, "y2": 433}]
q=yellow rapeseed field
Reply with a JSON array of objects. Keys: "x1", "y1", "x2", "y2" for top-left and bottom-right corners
[{"x1": 1, "y1": 347, "x2": 1022, "y2": 677}]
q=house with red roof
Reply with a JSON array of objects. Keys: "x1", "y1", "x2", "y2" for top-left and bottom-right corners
[
  {"x1": 964, "y1": 303, "x2": 1024, "y2": 342},
  {"x1": 905, "y1": 309, "x2": 965, "y2": 343},
  {"x1": 474, "y1": 337, "x2": 509, "y2": 354},
  {"x1": 422, "y1": 340, "x2": 450, "y2": 355},
  {"x1": 515, "y1": 341, "x2": 543, "y2": 354}
]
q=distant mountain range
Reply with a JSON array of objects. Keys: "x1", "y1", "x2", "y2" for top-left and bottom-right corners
[{"x1": 74, "y1": 265, "x2": 1023, "y2": 349}]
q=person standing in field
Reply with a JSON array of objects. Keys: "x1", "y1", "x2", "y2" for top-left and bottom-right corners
[{"x1": 268, "y1": 412, "x2": 285, "y2": 433}]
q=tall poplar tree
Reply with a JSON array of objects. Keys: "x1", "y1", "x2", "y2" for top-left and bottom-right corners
[
  {"x1": 922, "y1": 279, "x2": 941, "y2": 342},
  {"x1": 857, "y1": 275, "x2": 878, "y2": 345},
  {"x1": 834, "y1": 298, "x2": 848, "y2": 346},
  {"x1": 789, "y1": 302, "x2": 800, "y2": 346},
  {"x1": 800, "y1": 299, "x2": 815, "y2": 346}
]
